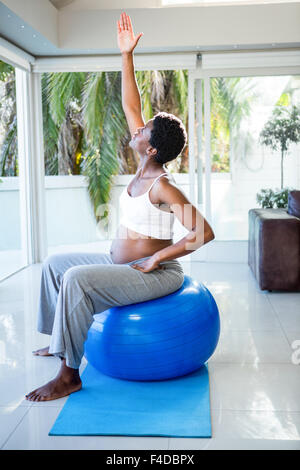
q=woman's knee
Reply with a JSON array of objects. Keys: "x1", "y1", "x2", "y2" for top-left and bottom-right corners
[
  {"x1": 62, "y1": 265, "x2": 88, "y2": 286},
  {"x1": 43, "y1": 253, "x2": 71, "y2": 271},
  {"x1": 42, "y1": 253, "x2": 60, "y2": 270}
]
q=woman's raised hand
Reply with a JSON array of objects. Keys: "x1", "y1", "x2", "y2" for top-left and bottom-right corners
[{"x1": 117, "y1": 12, "x2": 143, "y2": 53}]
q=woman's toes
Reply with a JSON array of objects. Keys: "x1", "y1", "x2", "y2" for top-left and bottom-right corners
[
  {"x1": 32, "y1": 347, "x2": 52, "y2": 356},
  {"x1": 25, "y1": 388, "x2": 41, "y2": 401}
]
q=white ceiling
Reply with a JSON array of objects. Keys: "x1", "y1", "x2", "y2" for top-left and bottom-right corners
[
  {"x1": 49, "y1": 0, "x2": 160, "y2": 10},
  {"x1": 49, "y1": 0, "x2": 300, "y2": 10},
  {"x1": 49, "y1": 0, "x2": 75, "y2": 9},
  {"x1": 1, "y1": 0, "x2": 300, "y2": 57}
]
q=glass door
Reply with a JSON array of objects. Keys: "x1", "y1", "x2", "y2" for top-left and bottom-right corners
[
  {"x1": 189, "y1": 67, "x2": 300, "y2": 262},
  {"x1": 0, "y1": 61, "x2": 26, "y2": 279}
]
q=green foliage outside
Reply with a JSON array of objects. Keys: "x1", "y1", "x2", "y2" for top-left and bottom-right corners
[
  {"x1": 210, "y1": 76, "x2": 260, "y2": 173},
  {"x1": 0, "y1": 61, "x2": 17, "y2": 177},
  {"x1": 256, "y1": 187, "x2": 292, "y2": 209},
  {"x1": 256, "y1": 99, "x2": 300, "y2": 209},
  {"x1": 1, "y1": 59, "x2": 299, "y2": 222},
  {"x1": 259, "y1": 104, "x2": 300, "y2": 189},
  {"x1": 0, "y1": 65, "x2": 190, "y2": 222}
]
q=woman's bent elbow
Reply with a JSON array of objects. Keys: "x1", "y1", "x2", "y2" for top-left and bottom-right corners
[{"x1": 205, "y1": 230, "x2": 215, "y2": 242}]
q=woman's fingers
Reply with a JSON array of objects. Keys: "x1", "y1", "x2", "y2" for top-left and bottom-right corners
[
  {"x1": 118, "y1": 13, "x2": 128, "y2": 32},
  {"x1": 135, "y1": 32, "x2": 143, "y2": 46},
  {"x1": 124, "y1": 13, "x2": 129, "y2": 30},
  {"x1": 121, "y1": 12, "x2": 128, "y2": 30},
  {"x1": 127, "y1": 14, "x2": 133, "y2": 33},
  {"x1": 120, "y1": 12, "x2": 125, "y2": 30},
  {"x1": 118, "y1": 12, "x2": 140, "y2": 37},
  {"x1": 117, "y1": 12, "x2": 143, "y2": 52},
  {"x1": 118, "y1": 12, "x2": 133, "y2": 32},
  {"x1": 118, "y1": 14, "x2": 126, "y2": 32}
]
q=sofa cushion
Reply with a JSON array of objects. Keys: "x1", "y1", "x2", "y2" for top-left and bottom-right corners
[
  {"x1": 287, "y1": 190, "x2": 300, "y2": 219},
  {"x1": 248, "y1": 208, "x2": 300, "y2": 291}
]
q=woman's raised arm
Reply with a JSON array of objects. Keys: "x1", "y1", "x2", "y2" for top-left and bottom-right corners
[{"x1": 117, "y1": 12, "x2": 143, "y2": 112}]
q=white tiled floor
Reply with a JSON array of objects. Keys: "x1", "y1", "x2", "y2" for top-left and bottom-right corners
[{"x1": 0, "y1": 260, "x2": 299, "y2": 450}]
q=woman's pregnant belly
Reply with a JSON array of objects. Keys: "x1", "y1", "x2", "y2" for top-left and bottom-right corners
[{"x1": 110, "y1": 224, "x2": 173, "y2": 264}]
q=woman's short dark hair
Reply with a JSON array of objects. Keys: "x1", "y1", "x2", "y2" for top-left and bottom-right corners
[{"x1": 149, "y1": 112, "x2": 187, "y2": 164}]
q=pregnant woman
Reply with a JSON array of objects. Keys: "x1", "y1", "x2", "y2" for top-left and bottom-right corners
[{"x1": 25, "y1": 12, "x2": 215, "y2": 402}]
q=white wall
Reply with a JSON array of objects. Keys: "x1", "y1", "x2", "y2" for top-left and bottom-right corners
[
  {"x1": 1, "y1": 154, "x2": 299, "y2": 251},
  {"x1": 0, "y1": 174, "x2": 190, "y2": 250},
  {"x1": 58, "y1": 4, "x2": 300, "y2": 50},
  {"x1": 1, "y1": 0, "x2": 59, "y2": 45},
  {"x1": 211, "y1": 144, "x2": 300, "y2": 241},
  {"x1": 1, "y1": 1, "x2": 300, "y2": 52}
]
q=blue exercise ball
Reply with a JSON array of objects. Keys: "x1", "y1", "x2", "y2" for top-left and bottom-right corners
[{"x1": 84, "y1": 275, "x2": 220, "y2": 381}]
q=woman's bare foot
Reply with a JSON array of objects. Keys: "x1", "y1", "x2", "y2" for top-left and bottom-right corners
[
  {"x1": 32, "y1": 346, "x2": 53, "y2": 356},
  {"x1": 25, "y1": 359, "x2": 82, "y2": 402}
]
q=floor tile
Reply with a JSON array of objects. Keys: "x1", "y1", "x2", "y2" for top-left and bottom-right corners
[
  {"x1": 0, "y1": 305, "x2": 40, "y2": 333},
  {"x1": 0, "y1": 358, "x2": 60, "y2": 408},
  {"x1": 1, "y1": 261, "x2": 300, "y2": 449},
  {"x1": 2, "y1": 406, "x2": 169, "y2": 450},
  {"x1": 285, "y1": 330, "x2": 300, "y2": 347},
  {"x1": 169, "y1": 409, "x2": 300, "y2": 449},
  {"x1": 210, "y1": 330, "x2": 292, "y2": 364},
  {"x1": 210, "y1": 409, "x2": 300, "y2": 440},
  {"x1": 0, "y1": 406, "x2": 30, "y2": 449},
  {"x1": 209, "y1": 363, "x2": 300, "y2": 412},
  {"x1": 284, "y1": 331, "x2": 300, "y2": 366},
  {"x1": 168, "y1": 438, "x2": 300, "y2": 450},
  {"x1": 267, "y1": 292, "x2": 300, "y2": 331},
  {"x1": 214, "y1": 292, "x2": 281, "y2": 331},
  {"x1": 0, "y1": 329, "x2": 88, "y2": 408}
]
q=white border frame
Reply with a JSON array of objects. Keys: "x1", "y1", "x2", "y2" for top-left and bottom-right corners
[
  {"x1": 0, "y1": 36, "x2": 34, "y2": 72},
  {"x1": 15, "y1": 70, "x2": 47, "y2": 266},
  {"x1": 15, "y1": 69, "x2": 33, "y2": 267},
  {"x1": 32, "y1": 53, "x2": 198, "y2": 73}
]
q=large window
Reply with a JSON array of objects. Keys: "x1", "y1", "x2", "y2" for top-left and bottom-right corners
[
  {"x1": 2, "y1": 51, "x2": 298, "y2": 266},
  {"x1": 197, "y1": 74, "x2": 300, "y2": 241},
  {"x1": 0, "y1": 61, "x2": 24, "y2": 279},
  {"x1": 41, "y1": 69, "x2": 189, "y2": 253}
]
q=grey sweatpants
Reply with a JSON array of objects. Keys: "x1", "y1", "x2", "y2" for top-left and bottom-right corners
[{"x1": 37, "y1": 252, "x2": 185, "y2": 369}]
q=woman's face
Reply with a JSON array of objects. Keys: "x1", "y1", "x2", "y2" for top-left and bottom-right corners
[{"x1": 129, "y1": 118, "x2": 156, "y2": 157}]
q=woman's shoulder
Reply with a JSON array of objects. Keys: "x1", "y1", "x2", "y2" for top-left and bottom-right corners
[
  {"x1": 161, "y1": 172, "x2": 177, "y2": 186},
  {"x1": 158, "y1": 173, "x2": 189, "y2": 202}
]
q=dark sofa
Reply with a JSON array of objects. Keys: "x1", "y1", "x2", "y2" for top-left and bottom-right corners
[{"x1": 248, "y1": 190, "x2": 300, "y2": 291}]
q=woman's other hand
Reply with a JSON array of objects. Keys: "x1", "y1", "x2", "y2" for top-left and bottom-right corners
[
  {"x1": 130, "y1": 256, "x2": 166, "y2": 273},
  {"x1": 117, "y1": 12, "x2": 143, "y2": 53}
]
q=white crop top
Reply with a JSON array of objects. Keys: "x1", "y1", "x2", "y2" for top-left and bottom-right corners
[{"x1": 119, "y1": 171, "x2": 175, "y2": 239}]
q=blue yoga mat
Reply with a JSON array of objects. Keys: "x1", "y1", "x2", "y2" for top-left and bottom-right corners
[{"x1": 49, "y1": 363, "x2": 212, "y2": 438}]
